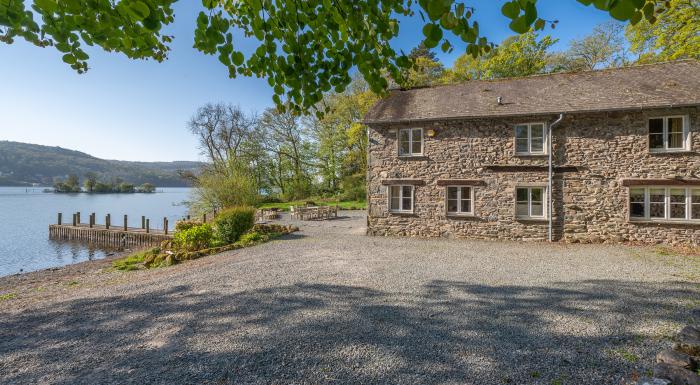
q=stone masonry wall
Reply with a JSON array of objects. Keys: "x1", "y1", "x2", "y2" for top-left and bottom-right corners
[{"x1": 366, "y1": 107, "x2": 700, "y2": 245}]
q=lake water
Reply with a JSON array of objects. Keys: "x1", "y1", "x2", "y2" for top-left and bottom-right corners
[{"x1": 0, "y1": 187, "x2": 192, "y2": 277}]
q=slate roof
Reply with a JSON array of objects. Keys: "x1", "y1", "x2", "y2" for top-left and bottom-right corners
[{"x1": 364, "y1": 60, "x2": 700, "y2": 124}]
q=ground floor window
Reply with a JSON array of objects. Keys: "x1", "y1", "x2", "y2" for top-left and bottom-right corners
[
  {"x1": 389, "y1": 185, "x2": 414, "y2": 213},
  {"x1": 446, "y1": 186, "x2": 473, "y2": 215},
  {"x1": 629, "y1": 187, "x2": 700, "y2": 221},
  {"x1": 516, "y1": 186, "x2": 546, "y2": 219}
]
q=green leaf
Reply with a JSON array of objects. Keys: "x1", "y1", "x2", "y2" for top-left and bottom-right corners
[
  {"x1": 509, "y1": 16, "x2": 530, "y2": 33},
  {"x1": 231, "y1": 51, "x2": 244, "y2": 66},
  {"x1": 534, "y1": 18, "x2": 545, "y2": 30},
  {"x1": 62, "y1": 54, "x2": 76, "y2": 64},
  {"x1": 129, "y1": 1, "x2": 151, "y2": 21},
  {"x1": 501, "y1": 1, "x2": 520, "y2": 19},
  {"x1": 610, "y1": 0, "x2": 636, "y2": 20},
  {"x1": 34, "y1": 0, "x2": 58, "y2": 13}
]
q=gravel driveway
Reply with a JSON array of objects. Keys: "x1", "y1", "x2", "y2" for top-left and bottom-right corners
[{"x1": 1, "y1": 211, "x2": 698, "y2": 385}]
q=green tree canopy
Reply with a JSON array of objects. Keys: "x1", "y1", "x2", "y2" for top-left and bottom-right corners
[
  {"x1": 625, "y1": 0, "x2": 700, "y2": 62},
  {"x1": 0, "y1": 0, "x2": 671, "y2": 114}
]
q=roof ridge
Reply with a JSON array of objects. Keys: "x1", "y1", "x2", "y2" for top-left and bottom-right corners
[{"x1": 397, "y1": 59, "x2": 699, "y2": 92}]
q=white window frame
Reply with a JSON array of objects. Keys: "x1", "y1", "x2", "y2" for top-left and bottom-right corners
[
  {"x1": 388, "y1": 185, "x2": 415, "y2": 213},
  {"x1": 514, "y1": 122, "x2": 547, "y2": 155},
  {"x1": 397, "y1": 127, "x2": 424, "y2": 157},
  {"x1": 648, "y1": 115, "x2": 690, "y2": 153},
  {"x1": 445, "y1": 186, "x2": 475, "y2": 216},
  {"x1": 515, "y1": 186, "x2": 547, "y2": 219},
  {"x1": 628, "y1": 186, "x2": 700, "y2": 223}
]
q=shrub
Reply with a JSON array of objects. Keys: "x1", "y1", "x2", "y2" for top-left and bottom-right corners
[
  {"x1": 175, "y1": 219, "x2": 201, "y2": 232},
  {"x1": 214, "y1": 206, "x2": 256, "y2": 244},
  {"x1": 173, "y1": 223, "x2": 214, "y2": 251}
]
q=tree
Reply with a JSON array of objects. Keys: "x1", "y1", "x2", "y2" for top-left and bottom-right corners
[
  {"x1": 557, "y1": 21, "x2": 629, "y2": 71},
  {"x1": 626, "y1": 0, "x2": 700, "y2": 62},
  {"x1": 311, "y1": 76, "x2": 379, "y2": 199},
  {"x1": 440, "y1": 54, "x2": 488, "y2": 83},
  {"x1": 1, "y1": 0, "x2": 667, "y2": 114},
  {"x1": 191, "y1": 158, "x2": 260, "y2": 213},
  {"x1": 258, "y1": 108, "x2": 315, "y2": 199},
  {"x1": 83, "y1": 172, "x2": 97, "y2": 193},
  {"x1": 187, "y1": 103, "x2": 256, "y2": 170}
]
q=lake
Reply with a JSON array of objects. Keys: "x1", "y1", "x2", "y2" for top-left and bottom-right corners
[{"x1": 0, "y1": 187, "x2": 192, "y2": 277}]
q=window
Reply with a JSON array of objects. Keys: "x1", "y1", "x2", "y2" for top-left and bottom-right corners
[
  {"x1": 648, "y1": 116, "x2": 689, "y2": 152},
  {"x1": 515, "y1": 186, "x2": 546, "y2": 219},
  {"x1": 398, "y1": 128, "x2": 423, "y2": 156},
  {"x1": 389, "y1": 185, "x2": 414, "y2": 213},
  {"x1": 515, "y1": 123, "x2": 546, "y2": 155},
  {"x1": 628, "y1": 187, "x2": 700, "y2": 222},
  {"x1": 446, "y1": 186, "x2": 473, "y2": 215}
]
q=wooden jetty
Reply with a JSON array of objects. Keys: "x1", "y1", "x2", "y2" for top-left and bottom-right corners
[{"x1": 49, "y1": 212, "x2": 173, "y2": 248}]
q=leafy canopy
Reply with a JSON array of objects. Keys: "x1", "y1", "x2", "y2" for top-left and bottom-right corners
[{"x1": 1, "y1": 0, "x2": 668, "y2": 114}]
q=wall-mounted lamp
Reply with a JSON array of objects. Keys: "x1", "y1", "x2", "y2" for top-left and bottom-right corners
[{"x1": 426, "y1": 129, "x2": 436, "y2": 137}]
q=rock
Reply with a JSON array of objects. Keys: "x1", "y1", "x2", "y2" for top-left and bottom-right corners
[
  {"x1": 654, "y1": 362, "x2": 700, "y2": 385},
  {"x1": 674, "y1": 326, "x2": 700, "y2": 356},
  {"x1": 656, "y1": 349, "x2": 697, "y2": 370},
  {"x1": 636, "y1": 378, "x2": 670, "y2": 385},
  {"x1": 679, "y1": 325, "x2": 700, "y2": 340}
]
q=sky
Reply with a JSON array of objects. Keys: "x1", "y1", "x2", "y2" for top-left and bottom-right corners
[{"x1": 0, "y1": 1, "x2": 614, "y2": 162}]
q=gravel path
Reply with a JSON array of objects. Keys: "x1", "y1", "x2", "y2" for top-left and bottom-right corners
[{"x1": 1, "y1": 211, "x2": 699, "y2": 385}]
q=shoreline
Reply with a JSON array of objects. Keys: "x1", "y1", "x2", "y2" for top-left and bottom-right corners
[{"x1": 0, "y1": 248, "x2": 137, "y2": 311}]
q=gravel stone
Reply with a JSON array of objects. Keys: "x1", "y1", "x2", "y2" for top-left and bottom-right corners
[{"x1": 1, "y1": 211, "x2": 698, "y2": 385}]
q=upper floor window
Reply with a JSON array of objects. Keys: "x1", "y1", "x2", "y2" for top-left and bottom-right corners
[
  {"x1": 516, "y1": 186, "x2": 546, "y2": 219},
  {"x1": 446, "y1": 186, "x2": 473, "y2": 216},
  {"x1": 389, "y1": 185, "x2": 414, "y2": 213},
  {"x1": 398, "y1": 128, "x2": 423, "y2": 156},
  {"x1": 629, "y1": 186, "x2": 700, "y2": 222},
  {"x1": 515, "y1": 123, "x2": 546, "y2": 155},
  {"x1": 649, "y1": 116, "x2": 689, "y2": 152}
]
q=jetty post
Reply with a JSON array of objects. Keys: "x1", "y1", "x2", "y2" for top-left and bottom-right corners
[
  {"x1": 72, "y1": 213, "x2": 77, "y2": 226},
  {"x1": 146, "y1": 218, "x2": 150, "y2": 233},
  {"x1": 141, "y1": 216, "x2": 146, "y2": 229},
  {"x1": 57, "y1": 212, "x2": 62, "y2": 225},
  {"x1": 123, "y1": 215, "x2": 128, "y2": 231},
  {"x1": 163, "y1": 217, "x2": 169, "y2": 235},
  {"x1": 76, "y1": 211, "x2": 81, "y2": 224},
  {"x1": 106, "y1": 214, "x2": 111, "y2": 229}
]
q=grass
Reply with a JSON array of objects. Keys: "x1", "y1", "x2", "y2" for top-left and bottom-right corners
[
  {"x1": 0, "y1": 292, "x2": 17, "y2": 301},
  {"x1": 610, "y1": 348, "x2": 640, "y2": 363},
  {"x1": 258, "y1": 198, "x2": 366, "y2": 211},
  {"x1": 112, "y1": 249, "x2": 151, "y2": 271}
]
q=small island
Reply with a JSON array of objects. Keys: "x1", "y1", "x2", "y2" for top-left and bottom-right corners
[{"x1": 52, "y1": 174, "x2": 156, "y2": 194}]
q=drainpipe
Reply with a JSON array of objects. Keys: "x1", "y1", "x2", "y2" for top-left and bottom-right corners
[{"x1": 548, "y1": 113, "x2": 565, "y2": 242}]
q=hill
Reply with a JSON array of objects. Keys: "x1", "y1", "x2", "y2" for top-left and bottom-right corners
[{"x1": 0, "y1": 141, "x2": 204, "y2": 187}]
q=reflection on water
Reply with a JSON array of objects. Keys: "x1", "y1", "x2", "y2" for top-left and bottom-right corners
[{"x1": 0, "y1": 187, "x2": 191, "y2": 276}]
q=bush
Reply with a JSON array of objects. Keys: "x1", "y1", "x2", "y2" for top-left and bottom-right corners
[
  {"x1": 173, "y1": 223, "x2": 214, "y2": 251},
  {"x1": 175, "y1": 219, "x2": 201, "y2": 232},
  {"x1": 214, "y1": 206, "x2": 256, "y2": 244}
]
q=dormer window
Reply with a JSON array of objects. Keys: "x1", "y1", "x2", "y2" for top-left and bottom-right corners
[
  {"x1": 515, "y1": 123, "x2": 547, "y2": 155},
  {"x1": 649, "y1": 116, "x2": 689, "y2": 152},
  {"x1": 398, "y1": 128, "x2": 423, "y2": 157}
]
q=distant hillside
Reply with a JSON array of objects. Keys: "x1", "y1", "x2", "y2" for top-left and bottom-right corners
[{"x1": 0, "y1": 141, "x2": 204, "y2": 187}]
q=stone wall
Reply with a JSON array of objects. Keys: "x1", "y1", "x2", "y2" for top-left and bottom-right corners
[{"x1": 366, "y1": 107, "x2": 700, "y2": 245}]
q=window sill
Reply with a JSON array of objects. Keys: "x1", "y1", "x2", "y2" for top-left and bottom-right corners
[
  {"x1": 389, "y1": 211, "x2": 416, "y2": 216},
  {"x1": 648, "y1": 149, "x2": 693, "y2": 155},
  {"x1": 514, "y1": 153, "x2": 548, "y2": 157},
  {"x1": 629, "y1": 219, "x2": 700, "y2": 225},
  {"x1": 446, "y1": 213, "x2": 476, "y2": 218},
  {"x1": 398, "y1": 154, "x2": 426, "y2": 159},
  {"x1": 515, "y1": 216, "x2": 548, "y2": 222}
]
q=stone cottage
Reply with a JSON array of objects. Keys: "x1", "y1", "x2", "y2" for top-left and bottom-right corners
[{"x1": 364, "y1": 60, "x2": 700, "y2": 245}]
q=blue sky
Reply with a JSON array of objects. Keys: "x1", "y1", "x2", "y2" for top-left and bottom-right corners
[{"x1": 0, "y1": 1, "x2": 614, "y2": 162}]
